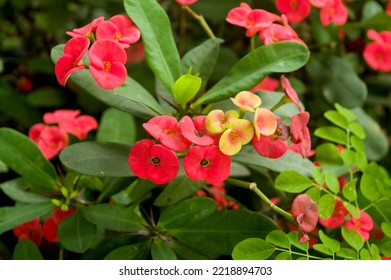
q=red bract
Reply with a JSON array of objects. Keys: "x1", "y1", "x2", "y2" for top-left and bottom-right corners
[
  {"x1": 363, "y1": 30, "x2": 391, "y2": 72},
  {"x1": 179, "y1": 116, "x2": 214, "y2": 146},
  {"x1": 88, "y1": 40, "x2": 127, "y2": 89},
  {"x1": 96, "y1": 15, "x2": 141, "y2": 48},
  {"x1": 226, "y1": 2, "x2": 280, "y2": 37},
  {"x1": 126, "y1": 42, "x2": 145, "y2": 64},
  {"x1": 198, "y1": 183, "x2": 239, "y2": 210},
  {"x1": 184, "y1": 145, "x2": 231, "y2": 184},
  {"x1": 319, "y1": 198, "x2": 348, "y2": 229},
  {"x1": 43, "y1": 109, "x2": 81, "y2": 124},
  {"x1": 143, "y1": 116, "x2": 191, "y2": 151},
  {"x1": 276, "y1": 0, "x2": 311, "y2": 23},
  {"x1": 289, "y1": 111, "x2": 312, "y2": 157},
  {"x1": 13, "y1": 218, "x2": 43, "y2": 247},
  {"x1": 55, "y1": 37, "x2": 89, "y2": 86},
  {"x1": 291, "y1": 194, "x2": 318, "y2": 242},
  {"x1": 281, "y1": 75, "x2": 303, "y2": 112},
  {"x1": 250, "y1": 76, "x2": 279, "y2": 92},
  {"x1": 193, "y1": 116, "x2": 221, "y2": 145},
  {"x1": 128, "y1": 139, "x2": 179, "y2": 184},
  {"x1": 29, "y1": 124, "x2": 68, "y2": 160},
  {"x1": 387, "y1": 0, "x2": 391, "y2": 16},
  {"x1": 43, "y1": 208, "x2": 76, "y2": 243},
  {"x1": 344, "y1": 210, "x2": 374, "y2": 241},
  {"x1": 176, "y1": 0, "x2": 198, "y2": 5},
  {"x1": 319, "y1": 0, "x2": 348, "y2": 26},
  {"x1": 66, "y1": 16, "x2": 104, "y2": 38}
]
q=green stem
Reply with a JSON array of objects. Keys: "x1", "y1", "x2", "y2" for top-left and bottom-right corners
[
  {"x1": 226, "y1": 178, "x2": 294, "y2": 223},
  {"x1": 183, "y1": 6, "x2": 215, "y2": 39},
  {"x1": 250, "y1": 34, "x2": 256, "y2": 51},
  {"x1": 275, "y1": 248, "x2": 323, "y2": 260}
]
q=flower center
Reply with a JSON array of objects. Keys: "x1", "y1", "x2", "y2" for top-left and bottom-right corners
[
  {"x1": 196, "y1": 131, "x2": 204, "y2": 137},
  {"x1": 113, "y1": 31, "x2": 123, "y2": 41},
  {"x1": 150, "y1": 157, "x2": 160, "y2": 166},
  {"x1": 290, "y1": 0, "x2": 298, "y2": 9},
  {"x1": 163, "y1": 128, "x2": 176, "y2": 138},
  {"x1": 200, "y1": 158, "x2": 210, "y2": 168},
  {"x1": 271, "y1": 127, "x2": 283, "y2": 139},
  {"x1": 103, "y1": 61, "x2": 112, "y2": 72}
]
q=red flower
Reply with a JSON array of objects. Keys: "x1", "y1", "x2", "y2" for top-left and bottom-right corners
[
  {"x1": 276, "y1": 0, "x2": 311, "y2": 23},
  {"x1": 126, "y1": 42, "x2": 145, "y2": 64},
  {"x1": 319, "y1": 198, "x2": 348, "y2": 229},
  {"x1": 363, "y1": 30, "x2": 391, "y2": 72},
  {"x1": 192, "y1": 115, "x2": 220, "y2": 145},
  {"x1": 319, "y1": 0, "x2": 348, "y2": 26},
  {"x1": 226, "y1": 2, "x2": 281, "y2": 37},
  {"x1": 387, "y1": 0, "x2": 391, "y2": 16},
  {"x1": 96, "y1": 15, "x2": 141, "y2": 48},
  {"x1": 29, "y1": 124, "x2": 68, "y2": 160},
  {"x1": 344, "y1": 210, "x2": 374, "y2": 241},
  {"x1": 250, "y1": 76, "x2": 279, "y2": 92},
  {"x1": 291, "y1": 194, "x2": 318, "y2": 242},
  {"x1": 143, "y1": 116, "x2": 191, "y2": 151},
  {"x1": 281, "y1": 75, "x2": 303, "y2": 112},
  {"x1": 178, "y1": 116, "x2": 214, "y2": 146},
  {"x1": 66, "y1": 16, "x2": 105, "y2": 38},
  {"x1": 88, "y1": 39, "x2": 127, "y2": 89},
  {"x1": 128, "y1": 139, "x2": 179, "y2": 184},
  {"x1": 198, "y1": 183, "x2": 239, "y2": 210},
  {"x1": 184, "y1": 145, "x2": 231, "y2": 184},
  {"x1": 43, "y1": 109, "x2": 81, "y2": 124},
  {"x1": 55, "y1": 37, "x2": 89, "y2": 86},
  {"x1": 13, "y1": 218, "x2": 43, "y2": 247},
  {"x1": 176, "y1": 0, "x2": 198, "y2": 5},
  {"x1": 43, "y1": 208, "x2": 76, "y2": 243},
  {"x1": 288, "y1": 111, "x2": 313, "y2": 157}
]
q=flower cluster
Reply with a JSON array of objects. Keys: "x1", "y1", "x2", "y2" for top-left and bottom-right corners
[
  {"x1": 276, "y1": 0, "x2": 348, "y2": 26},
  {"x1": 55, "y1": 15, "x2": 141, "y2": 89},
  {"x1": 29, "y1": 109, "x2": 97, "y2": 159},
  {"x1": 363, "y1": 29, "x2": 391, "y2": 72},
  {"x1": 226, "y1": 2, "x2": 305, "y2": 45}
]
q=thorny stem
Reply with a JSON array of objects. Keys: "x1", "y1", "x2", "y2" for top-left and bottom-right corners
[
  {"x1": 183, "y1": 6, "x2": 216, "y2": 39},
  {"x1": 226, "y1": 178, "x2": 294, "y2": 223}
]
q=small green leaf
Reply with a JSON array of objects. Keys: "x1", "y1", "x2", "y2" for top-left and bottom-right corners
[
  {"x1": 0, "y1": 178, "x2": 51, "y2": 204},
  {"x1": 96, "y1": 108, "x2": 137, "y2": 145},
  {"x1": 12, "y1": 239, "x2": 43, "y2": 260},
  {"x1": 342, "y1": 179, "x2": 357, "y2": 202},
  {"x1": 266, "y1": 230, "x2": 291, "y2": 249},
  {"x1": 343, "y1": 201, "x2": 360, "y2": 218},
  {"x1": 274, "y1": 251, "x2": 292, "y2": 260},
  {"x1": 324, "y1": 110, "x2": 349, "y2": 129},
  {"x1": 315, "y1": 143, "x2": 344, "y2": 166},
  {"x1": 351, "y1": 135, "x2": 365, "y2": 153},
  {"x1": 371, "y1": 244, "x2": 382, "y2": 260},
  {"x1": 311, "y1": 166, "x2": 324, "y2": 185},
  {"x1": 305, "y1": 186, "x2": 322, "y2": 202},
  {"x1": 341, "y1": 227, "x2": 364, "y2": 251},
  {"x1": 158, "y1": 197, "x2": 216, "y2": 229},
  {"x1": 59, "y1": 142, "x2": 132, "y2": 177},
  {"x1": 287, "y1": 231, "x2": 308, "y2": 252},
  {"x1": 313, "y1": 244, "x2": 333, "y2": 256},
  {"x1": 382, "y1": 241, "x2": 391, "y2": 257},
  {"x1": 336, "y1": 248, "x2": 358, "y2": 260},
  {"x1": 275, "y1": 170, "x2": 313, "y2": 193},
  {"x1": 154, "y1": 175, "x2": 204, "y2": 207},
  {"x1": 0, "y1": 159, "x2": 7, "y2": 173},
  {"x1": 348, "y1": 122, "x2": 366, "y2": 140},
  {"x1": 359, "y1": 248, "x2": 372, "y2": 260},
  {"x1": 173, "y1": 74, "x2": 202, "y2": 110},
  {"x1": 232, "y1": 238, "x2": 275, "y2": 260},
  {"x1": 0, "y1": 128, "x2": 58, "y2": 192},
  {"x1": 341, "y1": 149, "x2": 356, "y2": 167},
  {"x1": 318, "y1": 194, "x2": 336, "y2": 219},
  {"x1": 319, "y1": 230, "x2": 340, "y2": 253},
  {"x1": 381, "y1": 222, "x2": 391, "y2": 238},
  {"x1": 105, "y1": 243, "x2": 150, "y2": 260},
  {"x1": 82, "y1": 204, "x2": 145, "y2": 232},
  {"x1": 58, "y1": 210, "x2": 97, "y2": 253},
  {"x1": 335, "y1": 103, "x2": 356, "y2": 122},
  {"x1": 314, "y1": 126, "x2": 348, "y2": 145},
  {"x1": 151, "y1": 239, "x2": 177, "y2": 260},
  {"x1": 360, "y1": 173, "x2": 381, "y2": 201},
  {"x1": 324, "y1": 172, "x2": 340, "y2": 194}
]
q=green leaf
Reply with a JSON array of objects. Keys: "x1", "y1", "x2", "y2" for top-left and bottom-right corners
[
  {"x1": 234, "y1": 150, "x2": 314, "y2": 177},
  {"x1": 0, "y1": 128, "x2": 58, "y2": 192},
  {"x1": 314, "y1": 126, "x2": 348, "y2": 145},
  {"x1": 371, "y1": 243, "x2": 382, "y2": 260},
  {"x1": 12, "y1": 239, "x2": 43, "y2": 260},
  {"x1": 324, "y1": 110, "x2": 349, "y2": 129},
  {"x1": 287, "y1": 231, "x2": 308, "y2": 252},
  {"x1": 274, "y1": 251, "x2": 292, "y2": 260},
  {"x1": 193, "y1": 41, "x2": 310, "y2": 106},
  {"x1": 311, "y1": 166, "x2": 324, "y2": 185},
  {"x1": 58, "y1": 210, "x2": 97, "y2": 253},
  {"x1": 341, "y1": 227, "x2": 364, "y2": 251},
  {"x1": 341, "y1": 149, "x2": 356, "y2": 167},
  {"x1": 348, "y1": 122, "x2": 366, "y2": 140},
  {"x1": 0, "y1": 159, "x2": 7, "y2": 173},
  {"x1": 154, "y1": 175, "x2": 204, "y2": 207},
  {"x1": 105, "y1": 243, "x2": 150, "y2": 260},
  {"x1": 232, "y1": 238, "x2": 275, "y2": 260},
  {"x1": 59, "y1": 142, "x2": 132, "y2": 177},
  {"x1": 181, "y1": 38, "x2": 223, "y2": 88},
  {"x1": 96, "y1": 108, "x2": 137, "y2": 145},
  {"x1": 265, "y1": 230, "x2": 291, "y2": 249},
  {"x1": 336, "y1": 248, "x2": 358, "y2": 260},
  {"x1": 342, "y1": 179, "x2": 358, "y2": 202},
  {"x1": 169, "y1": 210, "x2": 278, "y2": 256},
  {"x1": 151, "y1": 239, "x2": 177, "y2": 260},
  {"x1": 319, "y1": 230, "x2": 340, "y2": 253},
  {"x1": 343, "y1": 202, "x2": 360, "y2": 218},
  {"x1": 315, "y1": 143, "x2": 344, "y2": 166},
  {"x1": 124, "y1": 0, "x2": 181, "y2": 92},
  {"x1": 360, "y1": 173, "x2": 381, "y2": 201},
  {"x1": 381, "y1": 222, "x2": 391, "y2": 238},
  {"x1": 382, "y1": 241, "x2": 391, "y2": 257},
  {"x1": 313, "y1": 244, "x2": 333, "y2": 256},
  {"x1": 158, "y1": 197, "x2": 216, "y2": 229},
  {"x1": 318, "y1": 194, "x2": 335, "y2": 219},
  {"x1": 275, "y1": 170, "x2": 313, "y2": 193},
  {"x1": 82, "y1": 204, "x2": 145, "y2": 232},
  {"x1": 359, "y1": 248, "x2": 372, "y2": 260},
  {"x1": 26, "y1": 87, "x2": 66, "y2": 107},
  {"x1": 335, "y1": 103, "x2": 356, "y2": 122},
  {"x1": 0, "y1": 178, "x2": 51, "y2": 204},
  {"x1": 0, "y1": 203, "x2": 55, "y2": 235},
  {"x1": 173, "y1": 74, "x2": 202, "y2": 110},
  {"x1": 324, "y1": 172, "x2": 340, "y2": 194}
]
